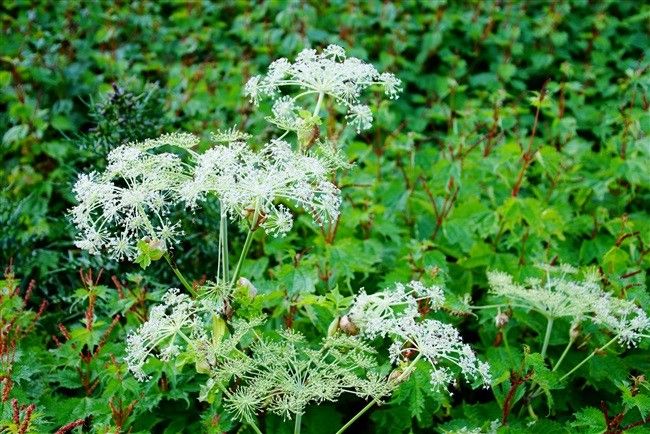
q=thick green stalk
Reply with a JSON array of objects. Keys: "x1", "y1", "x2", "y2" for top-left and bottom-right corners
[
  {"x1": 230, "y1": 206, "x2": 260, "y2": 288},
  {"x1": 526, "y1": 317, "x2": 556, "y2": 401},
  {"x1": 218, "y1": 209, "x2": 229, "y2": 283},
  {"x1": 294, "y1": 412, "x2": 303, "y2": 434},
  {"x1": 164, "y1": 253, "x2": 196, "y2": 297},
  {"x1": 335, "y1": 354, "x2": 423, "y2": 434},
  {"x1": 540, "y1": 317, "x2": 554, "y2": 359}
]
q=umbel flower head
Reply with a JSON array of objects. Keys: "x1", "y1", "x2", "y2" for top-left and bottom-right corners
[
  {"x1": 348, "y1": 281, "x2": 491, "y2": 390},
  {"x1": 245, "y1": 44, "x2": 401, "y2": 133},
  {"x1": 72, "y1": 128, "x2": 342, "y2": 261},
  {"x1": 218, "y1": 331, "x2": 387, "y2": 422},
  {"x1": 125, "y1": 288, "x2": 204, "y2": 381},
  {"x1": 129, "y1": 308, "x2": 388, "y2": 424},
  {"x1": 124, "y1": 287, "x2": 229, "y2": 381},
  {"x1": 487, "y1": 264, "x2": 650, "y2": 347},
  {"x1": 71, "y1": 133, "x2": 198, "y2": 260},
  {"x1": 181, "y1": 134, "x2": 341, "y2": 236}
]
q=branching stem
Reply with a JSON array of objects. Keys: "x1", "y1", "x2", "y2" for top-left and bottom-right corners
[
  {"x1": 335, "y1": 354, "x2": 423, "y2": 434},
  {"x1": 552, "y1": 338, "x2": 574, "y2": 372},
  {"x1": 558, "y1": 336, "x2": 618, "y2": 383},
  {"x1": 163, "y1": 253, "x2": 196, "y2": 297},
  {"x1": 529, "y1": 335, "x2": 619, "y2": 401}
]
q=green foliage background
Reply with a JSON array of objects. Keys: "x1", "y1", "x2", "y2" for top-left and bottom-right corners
[{"x1": 1, "y1": 1, "x2": 649, "y2": 433}]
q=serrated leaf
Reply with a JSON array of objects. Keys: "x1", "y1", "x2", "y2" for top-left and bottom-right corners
[{"x1": 571, "y1": 407, "x2": 605, "y2": 432}]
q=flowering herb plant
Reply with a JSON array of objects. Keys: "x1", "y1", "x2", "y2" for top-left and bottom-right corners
[
  {"x1": 3, "y1": 3, "x2": 650, "y2": 433},
  {"x1": 68, "y1": 46, "x2": 489, "y2": 434}
]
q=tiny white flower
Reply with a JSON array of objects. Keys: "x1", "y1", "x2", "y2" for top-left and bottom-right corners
[
  {"x1": 125, "y1": 288, "x2": 224, "y2": 381},
  {"x1": 346, "y1": 104, "x2": 373, "y2": 133},
  {"x1": 244, "y1": 75, "x2": 262, "y2": 105}
]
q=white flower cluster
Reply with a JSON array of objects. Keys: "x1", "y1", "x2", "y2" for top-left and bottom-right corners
[
  {"x1": 487, "y1": 265, "x2": 650, "y2": 347},
  {"x1": 73, "y1": 48, "x2": 394, "y2": 260},
  {"x1": 71, "y1": 133, "x2": 198, "y2": 260},
  {"x1": 349, "y1": 281, "x2": 445, "y2": 338},
  {"x1": 220, "y1": 332, "x2": 387, "y2": 422},
  {"x1": 486, "y1": 264, "x2": 601, "y2": 319},
  {"x1": 72, "y1": 131, "x2": 342, "y2": 259},
  {"x1": 181, "y1": 136, "x2": 341, "y2": 236},
  {"x1": 348, "y1": 281, "x2": 491, "y2": 390},
  {"x1": 244, "y1": 44, "x2": 401, "y2": 132},
  {"x1": 591, "y1": 293, "x2": 650, "y2": 347},
  {"x1": 125, "y1": 288, "x2": 221, "y2": 381}
]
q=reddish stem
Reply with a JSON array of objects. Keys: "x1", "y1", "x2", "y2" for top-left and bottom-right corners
[{"x1": 512, "y1": 80, "x2": 548, "y2": 197}]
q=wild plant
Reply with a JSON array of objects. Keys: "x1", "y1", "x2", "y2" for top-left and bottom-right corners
[
  {"x1": 0, "y1": 267, "x2": 99, "y2": 433},
  {"x1": 469, "y1": 263, "x2": 650, "y2": 416},
  {"x1": 70, "y1": 46, "x2": 491, "y2": 434}
]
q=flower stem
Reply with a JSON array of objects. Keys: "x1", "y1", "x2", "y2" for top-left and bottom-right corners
[
  {"x1": 468, "y1": 304, "x2": 511, "y2": 310},
  {"x1": 217, "y1": 209, "x2": 230, "y2": 283},
  {"x1": 230, "y1": 205, "x2": 260, "y2": 288},
  {"x1": 529, "y1": 335, "x2": 620, "y2": 401},
  {"x1": 164, "y1": 253, "x2": 196, "y2": 297},
  {"x1": 540, "y1": 317, "x2": 554, "y2": 359},
  {"x1": 525, "y1": 317, "x2": 555, "y2": 402},
  {"x1": 335, "y1": 396, "x2": 377, "y2": 434},
  {"x1": 313, "y1": 92, "x2": 324, "y2": 117},
  {"x1": 552, "y1": 338, "x2": 574, "y2": 372},
  {"x1": 247, "y1": 420, "x2": 263, "y2": 434},
  {"x1": 335, "y1": 354, "x2": 423, "y2": 434},
  {"x1": 558, "y1": 336, "x2": 618, "y2": 383},
  {"x1": 294, "y1": 412, "x2": 303, "y2": 434}
]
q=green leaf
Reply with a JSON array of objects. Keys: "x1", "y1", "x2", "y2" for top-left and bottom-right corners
[
  {"x1": 571, "y1": 407, "x2": 605, "y2": 432},
  {"x1": 2, "y1": 124, "x2": 29, "y2": 144},
  {"x1": 278, "y1": 264, "x2": 318, "y2": 295},
  {"x1": 525, "y1": 352, "x2": 560, "y2": 409},
  {"x1": 135, "y1": 239, "x2": 165, "y2": 269}
]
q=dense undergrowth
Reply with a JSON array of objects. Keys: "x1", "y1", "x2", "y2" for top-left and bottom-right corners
[{"x1": 1, "y1": 1, "x2": 649, "y2": 433}]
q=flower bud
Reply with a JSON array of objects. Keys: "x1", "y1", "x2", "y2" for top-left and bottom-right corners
[
  {"x1": 339, "y1": 315, "x2": 359, "y2": 335},
  {"x1": 327, "y1": 317, "x2": 340, "y2": 337},
  {"x1": 149, "y1": 238, "x2": 165, "y2": 251},
  {"x1": 495, "y1": 312, "x2": 509, "y2": 328},
  {"x1": 237, "y1": 277, "x2": 257, "y2": 298},
  {"x1": 195, "y1": 359, "x2": 211, "y2": 375},
  {"x1": 388, "y1": 367, "x2": 411, "y2": 384},
  {"x1": 212, "y1": 315, "x2": 226, "y2": 345}
]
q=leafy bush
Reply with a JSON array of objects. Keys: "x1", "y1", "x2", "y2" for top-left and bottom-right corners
[{"x1": 1, "y1": 1, "x2": 649, "y2": 433}]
